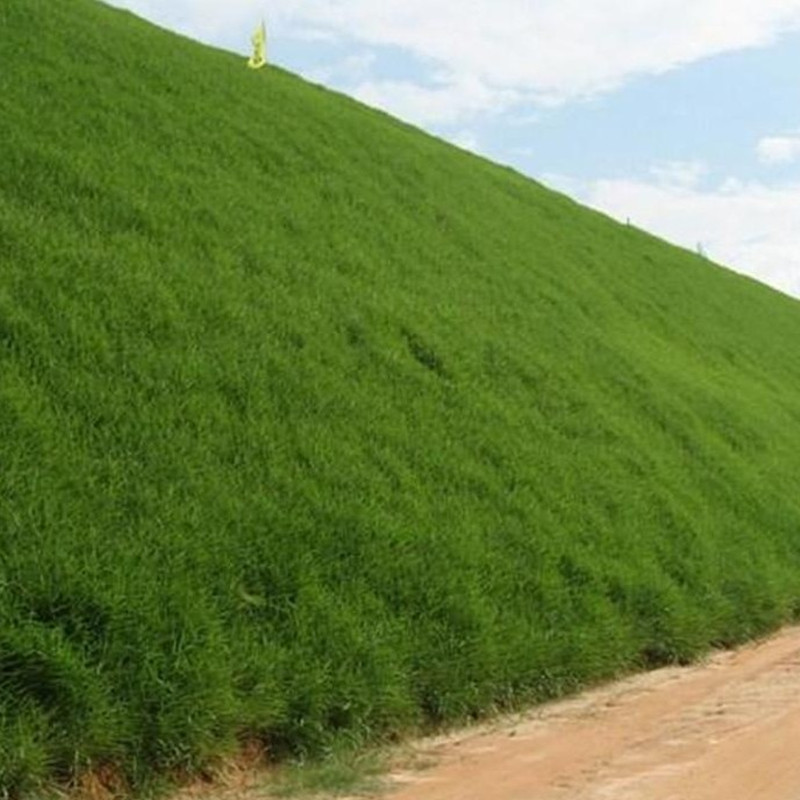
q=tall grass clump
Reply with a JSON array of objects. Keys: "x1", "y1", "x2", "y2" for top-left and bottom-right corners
[{"x1": 3, "y1": 0, "x2": 800, "y2": 793}]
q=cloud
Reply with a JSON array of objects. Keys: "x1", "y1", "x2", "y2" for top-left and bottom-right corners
[
  {"x1": 308, "y1": 52, "x2": 377, "y2": 85},
  {"x1": 649, "y1": 160, "x2": 709, "y2": 190},
  {"x1": 107, "y1": 0, "x2": 800, "y2": 120},
  {"x1": 545, "y1": 171, "x2": 800, "y2": 298},
  {"x1": 278, "y1": 1, "x2": 800, "y2": 100},
  {"x1": 757, "y1": 133, "x2": 800, "y2": 164},
  {"x1": 351, "y1": 75, "x2": 520, "y2": 126}
]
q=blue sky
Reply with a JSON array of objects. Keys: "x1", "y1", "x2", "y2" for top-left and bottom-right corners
[{"x1": 106, "y1": 0, "x2": 800, "y2": 297}]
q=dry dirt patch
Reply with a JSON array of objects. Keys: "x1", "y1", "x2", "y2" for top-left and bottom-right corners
[{"x1": 383, "y1": 626, "x2": 800, "y2": 800}]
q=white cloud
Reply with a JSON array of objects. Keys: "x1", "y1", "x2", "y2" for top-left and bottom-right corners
[
  {"x1": 547, "y1": 171, "x2": 800, "y2": 298},
  {"x1": 279, "y1": 1, "x2": 800, "y2": 101},
  {"x1": 107, "y1": 0, "x2": 800, "y2": 121},
  {"x1": 307, "y1": 52, "x2": 377, "y2": 85},
  {"x1": 351, "y1": 75, "x2": 520, "y2": 126},
  {"x1": 757, "y1": 133, "x2": 800, "y2": 164},
  {"x1": 649, "y1": 160, "x2": 709, "y2": 189}
]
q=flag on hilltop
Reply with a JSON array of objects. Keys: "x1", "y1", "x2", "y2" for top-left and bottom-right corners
[{"x1": 248, "y1": 20, "x2": 267, "y2": 69}]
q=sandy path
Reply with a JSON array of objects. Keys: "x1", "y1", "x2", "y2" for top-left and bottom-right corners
[{"x1": 383, "y1": 626, "x2": 800, "y2": 800}]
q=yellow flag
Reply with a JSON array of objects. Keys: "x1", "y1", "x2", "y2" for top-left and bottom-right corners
[{"x1": 248, "y1": 20, "x2": 267, "y2": 69}]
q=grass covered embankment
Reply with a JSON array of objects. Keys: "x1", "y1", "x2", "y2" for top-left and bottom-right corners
[{"x1": 3, "y1": 0, "x2": 800, "y2": 794}]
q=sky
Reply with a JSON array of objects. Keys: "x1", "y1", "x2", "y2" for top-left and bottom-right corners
[{"x1": 105, "y1": 0, "x2": 800, "y2": 298}]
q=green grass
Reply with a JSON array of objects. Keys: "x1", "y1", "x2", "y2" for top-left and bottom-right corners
[{"x1": 3, "y1": 0, "x2": 800, "y2": 794}]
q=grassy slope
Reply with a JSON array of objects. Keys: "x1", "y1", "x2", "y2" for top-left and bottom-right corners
[{"x1": 3, "y1": 0, "x2": 800, "y2": 792}]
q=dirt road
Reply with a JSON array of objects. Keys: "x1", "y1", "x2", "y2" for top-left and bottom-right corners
[{"x1": 384, "y1": 626, "x2": 800, "y2": 800}]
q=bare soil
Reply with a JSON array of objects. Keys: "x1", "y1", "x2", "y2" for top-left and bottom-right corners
[{"x1": 383, "y1": 625, "x2": 800, "y2": 800}]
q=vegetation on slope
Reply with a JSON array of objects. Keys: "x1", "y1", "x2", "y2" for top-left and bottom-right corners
[{"x1": 2, "y1": 0, "x2": 800, "y2": 794}]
